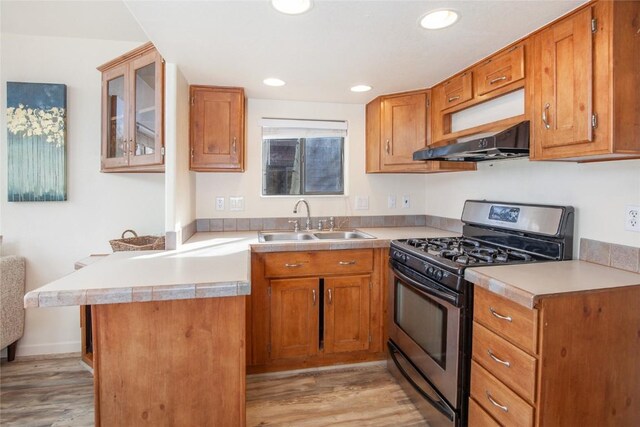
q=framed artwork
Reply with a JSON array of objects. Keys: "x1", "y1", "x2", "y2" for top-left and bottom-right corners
[{"x1": 6, "y1": 82, "x2": 67, "y2": 202}]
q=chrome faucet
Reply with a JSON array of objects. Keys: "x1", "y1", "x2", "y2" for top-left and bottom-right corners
[{"x1": 293, "y1": 199, "x2": 312, "y2": 231}]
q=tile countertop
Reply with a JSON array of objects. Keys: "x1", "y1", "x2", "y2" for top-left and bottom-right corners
[
  {"x1": 466, "y1": 260, "x2": 640, "y2": 309},
  {"x1": 24, "y1": 226, "x2": 457, "y2": 308}
]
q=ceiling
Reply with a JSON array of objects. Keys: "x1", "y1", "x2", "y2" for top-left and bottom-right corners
[{"x1": 2, "y1": 0, "x2": 586, "y2": 104}]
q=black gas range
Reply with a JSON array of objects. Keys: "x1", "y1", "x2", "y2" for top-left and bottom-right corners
[{"x1": 387, "y1": 200, "x2": 574, "y2": 427}]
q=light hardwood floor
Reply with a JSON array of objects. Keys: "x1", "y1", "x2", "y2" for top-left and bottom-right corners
[{"x1": 1, "y1": 358, "x2": 427, "y2": 426}]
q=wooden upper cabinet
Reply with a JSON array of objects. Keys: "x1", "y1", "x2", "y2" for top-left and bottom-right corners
[
  {"x1": 436, "y1": 72, "x2": 473, "y2": 110},
  {"x1": 381, "y1": 92, "x2": 428, "y2": 166},
  {"x1": 365, "y1": 90, "x2": 475, "y2": 173},
  {"x1": 532, "y1": 1, "x2": 640, "y2": 161},
  {"x1": 474, "y1": 44, "x2": 525, "y2": 96},
  {"x1": 98, "y1": 43, "x2": 164, "y2": 172},
  {"x1": 190, "y1": 85, "x2": 245, "y2": 172},
  {"x1": 534, "y1": 7, "x2": 593, "y2": 152}
]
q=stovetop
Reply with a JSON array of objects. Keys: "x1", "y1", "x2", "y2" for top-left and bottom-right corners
[{"x1": 401, "y1": 237, "x2": 535, "y2": 266}]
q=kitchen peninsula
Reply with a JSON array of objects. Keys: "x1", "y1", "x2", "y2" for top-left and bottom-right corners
[{"x1": 24, "y1": 227, "x2": 454, "y2": 426}]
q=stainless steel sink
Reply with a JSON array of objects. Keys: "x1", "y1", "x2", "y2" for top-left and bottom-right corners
[
  {"x1": 313, "y1": 231, "x2": 375, "y2": 240},
  {"x1": 258, "y1": 232, "x2": 317, "y2": 242},
  {"x1": 258, "y1": 230, "x2": 375, "y2": 242}
]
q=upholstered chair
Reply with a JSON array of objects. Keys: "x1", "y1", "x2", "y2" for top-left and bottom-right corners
[{"x1": 1, "y1": 255, "x2": 26, "y2": 362}]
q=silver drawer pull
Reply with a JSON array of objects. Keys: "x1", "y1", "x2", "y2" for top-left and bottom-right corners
[
  {"x1": 486, "y1": 392, "x2": 509, "y2": 412},
  {"x1": 488, "y1": 350, "x2": 511, "y2": 367},
  {"x1": 489, "y1": 307, "x2": 512, "y2": 322},
  {"x1": 542, "y1": 103, "x2": 551, "y2": 129},
  {"x1": 284, "y1": 263, "x2": 303, "y2": 268},
  {"x1": 447, "y1": 95, "x2": 460, "y2": 103},
  {"x1": 338, "y1": 260, "x2": 356, "y2": 265},
  {"x1": 328, "y1": 288, "x2": 332, "y2": 304},
  {"x1": 312, "y1": 289, "x2": 316, "y2": 306},
  {"x1": 489, "y1": 76, "x2": 507, "y2": 85}
]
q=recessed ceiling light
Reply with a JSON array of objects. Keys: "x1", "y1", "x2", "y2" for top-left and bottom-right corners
[
  {"x1": 420, "y1": 10, "x2": 459, "y2": 30},
  {"x1": 350, "y1": 85, "x2": 372, "y2": 93},
  {"x1": 263, "y1": 78, "x2": 286, "y2": 87},
  {"x1": 271, "y1": 0, "x2": 313, "y2": 15}
]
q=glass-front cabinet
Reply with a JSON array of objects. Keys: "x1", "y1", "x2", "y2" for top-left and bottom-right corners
[{"x1": 98, "y1": 42, "x2": 164, "y2": 172}]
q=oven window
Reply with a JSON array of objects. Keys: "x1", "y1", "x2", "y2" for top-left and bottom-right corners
[{"x1": 395, "y1": 280, "x2": 447, "y2": 369}]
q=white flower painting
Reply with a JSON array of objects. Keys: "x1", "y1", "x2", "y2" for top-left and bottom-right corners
[{"x1": 6, "y1": 82, "x2": 67, "y2": 202}]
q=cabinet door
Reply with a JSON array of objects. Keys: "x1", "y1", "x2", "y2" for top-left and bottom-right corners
[
  {"x1": 324, "y1": 275, "x2": 370, "y2": 354},
  {"x1": 270, "y1": 278, "x2": 319, "y2": 360},
  {"x1": 190, "y1": 86, "x2": 245, "y2": 171},
  {"x1": 381, "y1": 92, "x2": 427, "y2": 166},
  {"x1": 129, "y1": 49, "x2": 164, "y2": 168},
  {"x1": 534, "y1": 7, "x2": 593, "y2": 150},
  {"x1": 101, "y1": 63, "x2": 129, "y2": 170},
  {"x1": 436, "y1": 71, "x2": 473, "y2": 110},
  {"x1": 474, "y1": 44, "x2": 525, "y2": 96}
]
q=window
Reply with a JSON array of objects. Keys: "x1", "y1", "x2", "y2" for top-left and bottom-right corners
[{"x1": 261, "y1": 119, "x2": 346, "y2": 196}]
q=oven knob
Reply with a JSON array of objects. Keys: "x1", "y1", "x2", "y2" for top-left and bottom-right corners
[
  {"x1": 427, "y1": 266, "x2": 434, "y2": 276},
  {"x1": 435, "y1": 270, "x2": 443, "y2": 281}
]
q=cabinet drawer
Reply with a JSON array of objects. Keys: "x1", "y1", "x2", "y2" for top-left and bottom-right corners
[
  {"x1": 263, "y1": 249, "x2": 373, "y2": 278},
  {"x1": 474, "y1": 44, "x2": 525, "y2": 96},
  {"x1": 468, "y1": 397, "x2": 500, "y2": 427},
  {"x1": 471, "y1": 361, "x2": 535, "y2": 427},
  {"x1": 473, "y1": 321, "x2": 537, "y2": 403},
  {"x1": 438, "y1": 71, "x2": 473, "y2": 109},
  {"x1": 474, "y1": 287, "x2": 538, "y2": 354}
]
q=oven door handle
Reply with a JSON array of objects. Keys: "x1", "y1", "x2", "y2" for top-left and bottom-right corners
[
  {"x1": 390, "y1": 261, "x2": 461, "y2": 308},
  {"x1": 388, "y1": 340, "x2": 455, "y2": 421}
]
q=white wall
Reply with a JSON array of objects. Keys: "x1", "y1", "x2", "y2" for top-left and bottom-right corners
[
  {"x1": 0, "y1": 33, "x2": 165, "y2": 356},
  {"x1": 195, "y1": 98, "x2": 428, "y2": 218},
  {"x1": 164, "y1": 63, "x2": 195, "y2": 243},
  {"x1": 424, "y1": 158, "x2": 640, "y2": 254}
]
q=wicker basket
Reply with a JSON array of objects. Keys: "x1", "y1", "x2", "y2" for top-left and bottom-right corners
[{"x1": 110, "y1": 230, "x2": 165, "y2": 252}]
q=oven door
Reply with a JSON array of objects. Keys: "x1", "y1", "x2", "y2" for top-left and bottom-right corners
[{"x1": 388, "y1": 260, "x2": 462, "y2": 409}]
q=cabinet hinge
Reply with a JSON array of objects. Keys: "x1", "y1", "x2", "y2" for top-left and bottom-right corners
[
  {"x1": 160, "y1": 146, "x2": 165, "y2": 157},
  {"x1": 591, "y1": 18, "x2": 597, "y2": 33},
  {"x1": 268, "y1": 286, "x2": 271, "y2": 297},
  {"x1": 190, "y1": 96, "x2": 195, "y2": 106},
  {"x1": 369, "y1": 334, "x2": 372, "y2": 343},
  {"x1": 426, "y1": 98, "x2": 430, "y2": 108},
  {"x1": 592, "y1": 113, "x2": 598, "y2": 129},
  {"x1": 267, "y1": 343, "x2": 271, "y2": 354},
  {"x1": 369, "y1": 282, "x2": 373, "y2": 289}
]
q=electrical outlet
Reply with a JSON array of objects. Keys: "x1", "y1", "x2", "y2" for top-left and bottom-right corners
[
  {"x1": 625, "y1": 205, "x2": 640, "y2": 232},
  {"x1": 215, "y1": 197, "x2": 225, "y2": 211},
  {"x1": 230, "y1": 196, "x2": 244, "y2": 211},
  {"x1": 388, "y1": 195, "x2": 396, "y2": 209},
  {"x1": 402, "y1": 195, "x2": 410, "y2": 209}
]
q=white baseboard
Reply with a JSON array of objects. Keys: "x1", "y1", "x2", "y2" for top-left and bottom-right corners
[{"x1": 13, "y1": 340, "x2": 81, "y2": 357}]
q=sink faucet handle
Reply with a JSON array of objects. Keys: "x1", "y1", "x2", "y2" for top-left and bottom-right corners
[
  {"x1": 288, "y1": 219, "x2": 300, "y2": 232},
  {"x1": 328, "y1": 217, "x2": 335, "y2": 231},
  {"x1": 318, "y1": 219, "x2": 325, "y2": 231},
  {"x1": 304, "y1": 218, "x2": 312, "y2": 231}
]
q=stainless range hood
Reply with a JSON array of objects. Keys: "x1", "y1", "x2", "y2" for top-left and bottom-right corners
[{"x1": 413, "y1": 121, "x2": 530, "y2": 162}]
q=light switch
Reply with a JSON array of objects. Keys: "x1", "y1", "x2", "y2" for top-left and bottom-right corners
[
  {"x1": 215, "y1": 197, "x2": 225, "y2": 211},
  {"x1": 230, "y1": 196, "x2": 244, "y2": 211},
  {"x1": 355, "y1": 195, "x2": 369, "y2": 210}
]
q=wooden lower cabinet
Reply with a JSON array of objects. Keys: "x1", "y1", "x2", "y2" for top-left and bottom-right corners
[
  {"x1": 469, "y1": 285, "x2": 640, "y2": 426},
  {"x1": 248, "y1": 249, "x2": 386, "y2": 373}
]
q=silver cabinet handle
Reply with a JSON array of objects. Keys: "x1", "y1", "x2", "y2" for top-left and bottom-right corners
[
  {"x1": 385, "y1": 139, "x2": 390, "y2": 154},
  {"x1": 542, "y1": 103, "x2": 551, "y2": 129},
  {"x1": 129, "y1": 139, "x2": 134, "y2": 155},
  {"x1": 489, "y1": 76, "x2": 507, "y2": 85},
  {"x1": 232, "y1": 137, "x2": 237, "y2": 154},
  {"x1": 486, "y1": 392, "x2": 509, "y2": 412},
  {"x1": 312, "y1": 289, "x2": 316, "y2": 306},
  {"x1": 284, "y1": 263, "x2": 303, "y2": 268},
  {"x1": 328, "y1": 288, "x2": 332, "y2": 304},
  {"x1": 489, "y1": 307, "x2": 512, "y2": 322},
  {"x1": 488, "y1": 350, "x2": 511, "y2": 367},
  {"x1": 338, "y1": 261, "x2": 356, "y2": 265},
  {"x1": 448, "y1": 95, "x2": 461, "y2": 103}
]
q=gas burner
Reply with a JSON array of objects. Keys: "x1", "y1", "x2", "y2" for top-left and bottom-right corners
[
  {"x1": 507, "y1": 250, "x2": 533, "y2": 262},
  {"x1": 454, "y1": 255, "x2": 477, "y2": 266},
  {"x1": 440, "y1": 249, "x2": 463, "y2": 260},
  {"x1": 468, "y1": 248, "x2": 499, "y2": 263}
]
